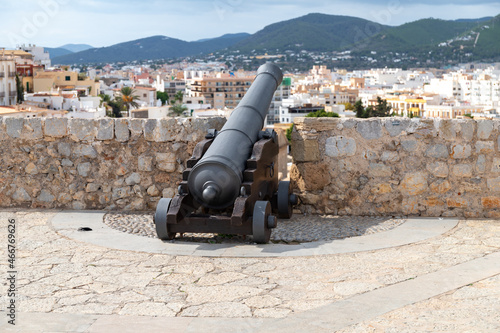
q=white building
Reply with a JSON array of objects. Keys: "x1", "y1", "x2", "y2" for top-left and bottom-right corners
[
  {"x1": 0, "y1": 54, "x2": 17, "y2": 106},
  {"x1": 17, "y1": 44, "x2": 51, "y2": 67}
]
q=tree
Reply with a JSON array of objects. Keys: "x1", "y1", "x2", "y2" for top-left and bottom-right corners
[
  {"x1": 119, "y1": 87, "x2": 140, "y2": 117},
  {"x1": 157, "y1": 91, "x2": 169, "y2": 105},
  {"x1": 15, "y1": 74, "x2": 24, "y2": 104},
  {"x1": 107, "y1": 100, "x2": 123, "y2": 118},
  {"x1": 355, "y1": 98, "x2": 392, "y2": 118},
  {"x1": 306, "y1": 109, "x2": 339, "y2": 118},
  {"x1": 342, "y1": 102, "x2": 354, "y2": 111},
  {"x1": 354, "y1": 100, "x2": 366, "y2": 118},
  {"x1": 172, "y1": 91, "x2": 184, "y2": 105},
  {"x1": 170, "y1": 103, "x2": 187, "y2": 116}
]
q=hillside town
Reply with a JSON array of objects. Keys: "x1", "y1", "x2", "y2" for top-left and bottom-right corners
[{"x1": 1, "y1": 45, "x2": 500, "y2": 125}]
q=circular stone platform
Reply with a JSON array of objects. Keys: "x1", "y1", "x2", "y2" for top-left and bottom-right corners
[
  {"x1": 51, "y1": 211, "x2": 459, "y2": 257},
  {"x1": 103, "y1": 213, "x2": 406, "y2": 244}
]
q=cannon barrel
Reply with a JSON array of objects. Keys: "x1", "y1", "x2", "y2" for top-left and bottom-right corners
[{"x1": 188, "y1": 63, "x2": 283, "y2": 209}]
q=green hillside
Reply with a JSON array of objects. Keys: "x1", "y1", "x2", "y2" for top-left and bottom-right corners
[
  {"x1": 364, "y1": 18, "x2": 484, "y2": 52},
  {"x1": 233, "y1": 13, "x2": 390, "y2": 53}
]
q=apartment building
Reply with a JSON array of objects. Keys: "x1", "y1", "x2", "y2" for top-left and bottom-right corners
[
  {"x1": 0, "y1": 54, "x2": 17, "y2": 106},
  {"x1": 186, "y1": 75, "x2": 253, "y2": 109},
  {"x1": 33, "y1": 70, "x2": 100, "y2": 97}
]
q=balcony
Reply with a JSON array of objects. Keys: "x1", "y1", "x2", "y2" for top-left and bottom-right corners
[
  {"x1": 9, "y1": 72, "x2": 16, "y2": 77},
  {"x1": 10, "y1": 90, "x2": 17, "y2": 96},
  {"x1": 0, "y1": 73, "x2": 4, "y2": 78},
  {"x1": 0, "y1": 92, "x2": 5, "y2": 98}
]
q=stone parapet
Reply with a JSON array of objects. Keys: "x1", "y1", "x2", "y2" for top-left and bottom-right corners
[
  {"x1": 291, "y1": 117, "x2": 500, "y2": 217},
  {"x1": 0, "y1": 117, "x2": 225, "y2": 210}
]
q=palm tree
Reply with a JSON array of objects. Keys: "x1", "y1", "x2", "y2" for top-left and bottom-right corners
[{"x1": 119, "y1": 87, "x2": 140, "y2": 117}]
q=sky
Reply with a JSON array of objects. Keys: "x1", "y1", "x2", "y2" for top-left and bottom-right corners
[{"x1": 0, "y1": 0, "x2": 499, "y2": 49}]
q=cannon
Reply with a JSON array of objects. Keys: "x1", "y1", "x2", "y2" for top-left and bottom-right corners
[{"x1": 154, "y1": 63, "x2": 297, "y2": 243}]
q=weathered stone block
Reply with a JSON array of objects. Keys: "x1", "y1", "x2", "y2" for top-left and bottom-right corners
[
  {"x1": 384, "y1": 118, "x2": 409, "y2": 137},
  {"x1": 145, "y1": 118, "x2": 178, "y2": 142},
  {"x1": 162, "y1": 188, "x2": 176, "y2": 198},
  {"x1": 115, "y1": 119, "x2": 130, "y2": 142},
  {"x1": 400, "y1": 172, "x2": 428, "y2": 196},
  {"x1": 21, "y1": 118, "x2": 43, "y2": 141},
  {"x1": 156, "y1": 152, "x2": 177, "y2": 172},
  {"x1": 370, "y1": 183, "x2": 392, "y2": 194},
  {"x1": 147, "y1": 185, "x2": 161, "y2": 197},
  {"x1": 44, "y1": 118, "x2": 68, "y2": 138},
  {"x1": 439, "y1": 119, "x2": 457, "y2": 141},
  {"x1": 96, "y1": 118, "x2": 114, "y2": 140},
  {"x1": 477, "y1": 120, "x2": 493, "y2": 139},
  {"x1": 25, "y1": 162, "x2": 38, "y2": 175},
  {"x1": 459, "y1": 121, "x2": 474, "y2": 141},
  {"x1": 291, "y1": 163, "x2": 330, "y2": 191},
  {"x1": 69, "y1": 119, "x2": 96, "y2": 142},
  {"x1": 402, "y1": 197, "x2": 420, "y2": 215},
  {"x1": 138, "y1": 155, "x2": 153, "y2": 172},
  {"x1": 86, "y1": 183, "x2": 101, "y2": 192},
  {"x1": 425, "y1": 144, "x2": 448, "y2": 159},
  {"x1": 125, "y1": 172, "x2": 141, "y2": 185},
  {"x1": 487, "y1": 177, "x2": 500, "y2": 192},
  {"x1": 452, "y1": 164, "x2": 473, "y2": 178},
  {"x1": 450, "y1": 144, "x2": 471, "y2": 159},
  {"x1": 492, "y1": 157, "x2": 500, "y2": 173},
  {"x1": 129, "y1": 118, "x2": 144, "y2": 138},
  {"x1": 357, "y1": 119, "x2": 382, "y2": 140},
  {"x1": 12, "y1": 187, "x2": 31, "y2": 202},
  {"x1": 5, "y1": 117, "x2": 23, "y2": 138},
  {"x1": 61, "y1": 158, "x2": 73, "y2": 167},
  {"x1": 77, "y1": 162, "x2": 92, "y2": 177},
  {"x1": 325, "y1": 136, "x2": 356, "y2": 158},
  {"x1": 73, "y1": 145, "x2": 97, "y2": 159},
  {"x1": 425, "y1": 196, "x2": 445, "y2": 207},
  {"x1": 429, "y1": 179, "x2": 451, "y2": 194},
  {"x1": 369, "y1": 163, "x2": 392, "y2": 178},
  {"x1": 401, "y1": 140, "x2": 418, "y2": 152},
  {"x1": 38, "y1": 190, "x2": 55, "y2": 203},
  {"x1": 58, "y1": 193, "x2": 72, "y2": 204},
  {"x1": 476, "y1": 141, "x2": 494, "y2": 153},
  {"x1": 481, "y1": 197, "x2": 500, "y2": 209},
  {"x1": 476, "y1": 155, "x2": 486, "y2": 173},
  {"x1": 426, "y1": 161, "x2": 449, "y2": 178},
  {"x1": 447, "y1": 198, "x2": 468, "y2": 208},
  {"x1": 293, "y1": 140, "x2": 320, "y2": 162},
  {"x1": 112, "y1": 187, "x2": 131, "y2": 200},
  {"x1": 57, "y1": 142, "x2": 71, "y2": 157}
]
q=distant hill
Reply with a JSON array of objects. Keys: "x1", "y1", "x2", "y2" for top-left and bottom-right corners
[
  {"x1": 361, "y1": 18, "x2": 486, "y2": 52},
  {"x1": 58, "y1": 44, "x2": 94, "y2": 53},
  {"x1": 232, "y1": 13, "x2": 390, "y2": 52},
  {"x1": 52, "y1": 33, "x2": 250, "y2": 65},
  {"x1": 44, "y1": 47, "x2": 73, "y2": 58},
  {"x1": 51, "y1": 13, "x2": 500, "y2": 65}
]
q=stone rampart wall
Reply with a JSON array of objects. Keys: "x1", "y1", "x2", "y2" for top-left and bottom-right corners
[
  {"x1": 0, "y1": 117, "x2": 225, "y2": 210},
  {"x1": 290, "y1": 117, "x2": 500, "y2": 218}
]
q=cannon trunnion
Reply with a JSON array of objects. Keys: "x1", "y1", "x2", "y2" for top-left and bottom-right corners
[{"x1": 154, "y1": 64, "x2": 297, "y2": 243}]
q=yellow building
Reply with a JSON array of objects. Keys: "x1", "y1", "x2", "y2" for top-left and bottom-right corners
[
  {"x1": 387, "y1": 98, "x2": 426, "y2": 117},
  {"x1": 33, "y1": 70, "x2": 100, "y2": 96}
]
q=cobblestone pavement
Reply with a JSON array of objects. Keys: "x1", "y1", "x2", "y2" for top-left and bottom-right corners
[
  {"x1": 0, "y1": 210, "x2": 499, "y2": 332},
  {"x1": 103, "y1": 212, "x2": 406, "y2": 243}
]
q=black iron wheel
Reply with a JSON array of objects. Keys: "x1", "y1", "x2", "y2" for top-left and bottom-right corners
[
  {"x1": 253, "y1": 201, "x2": 272, "y2": 244},
  {"x1": 277, "y1": 181, "x2": 293, "y2": 219},
  {"x1": 154, "y1": 198, "x2": 176, "y2": 240}
]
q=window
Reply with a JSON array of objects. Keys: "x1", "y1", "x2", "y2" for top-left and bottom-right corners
[
  {"x1": 65, "y1": 76, "x2": 71, "y2": 81},
  {"x1": 143, "y1": 94, "x2": 147, "y2": 97}
]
